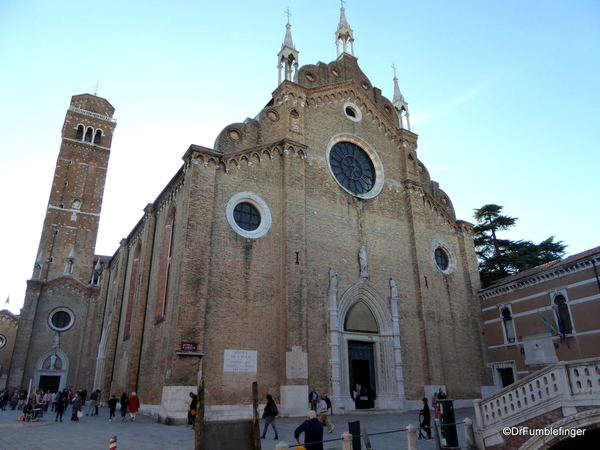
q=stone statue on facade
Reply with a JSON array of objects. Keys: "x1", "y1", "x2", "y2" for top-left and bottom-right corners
[
  {"x1": 329, "y1": 267, "x2": 338, "y2": 290},
  {"x1": 390, "y1": 277, "x2": 398, "y2": 298},
  {"x1": 359, "y1": 245, "x2": 369, "y2": 279}
]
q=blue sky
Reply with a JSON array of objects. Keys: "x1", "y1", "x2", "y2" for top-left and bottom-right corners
[{"x1": 1, "y1": 0, "x2": 599, "y2": 314}]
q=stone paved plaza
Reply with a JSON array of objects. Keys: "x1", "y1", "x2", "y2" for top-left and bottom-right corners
[{"x1": 0, "y1": 406, "x2": 477, "y2": 450}]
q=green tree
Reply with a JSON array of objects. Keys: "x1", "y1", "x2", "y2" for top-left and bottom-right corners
[{"x1": 473, "y1": 204, "x2": 566, "y2": 287}]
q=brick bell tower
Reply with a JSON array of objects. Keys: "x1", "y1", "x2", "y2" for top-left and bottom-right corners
[
  {"x1": 33, "y1": 94, "x2": 116, "y2": 283},
  {"x1": 8, "y1": 94, "x2": 116, "y2": 392}
]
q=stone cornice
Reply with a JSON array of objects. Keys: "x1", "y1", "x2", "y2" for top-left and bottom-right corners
[
  {"x1": 478, "y1": 254, "x2": 600, "y2": 301},
  {"x1": 185, "y1": 139, "x2": 307, "y2": 173}
]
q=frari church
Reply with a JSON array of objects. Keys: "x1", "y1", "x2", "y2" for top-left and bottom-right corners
[{"x1": 9, "y1": 7, "x2": 489, "y2": 423}]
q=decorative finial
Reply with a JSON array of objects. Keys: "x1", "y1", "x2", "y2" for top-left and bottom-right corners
[
  {"x1": 93, "y1": 82, "x2": 100, "y2": 96},
  {"x1": 284, "y1": 7, "x2": 292, "y2": 24}
]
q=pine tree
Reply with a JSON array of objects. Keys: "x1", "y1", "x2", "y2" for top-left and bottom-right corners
[{"x1": 473, "y1": 204, "x2": 566, "y2": 287}]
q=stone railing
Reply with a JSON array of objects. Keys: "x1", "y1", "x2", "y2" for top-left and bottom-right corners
[{"x1": 474, "y1": 357, "x2": 600, "y2": 431}]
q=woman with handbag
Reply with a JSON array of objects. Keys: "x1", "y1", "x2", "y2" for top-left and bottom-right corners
[
  {"x1": 260, "y1": 394, "x2": 279, "y2": 440},
  {"x1": 71, "y1": 392, "x2": 82, "y2": 421}
]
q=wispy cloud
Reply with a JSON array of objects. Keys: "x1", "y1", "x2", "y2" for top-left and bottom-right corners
[{"x1": 411, "y1": 78, "x2": 497, "y2": 126}]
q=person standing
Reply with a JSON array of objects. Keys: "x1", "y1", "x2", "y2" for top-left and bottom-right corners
[
  {"x1": 86, "y1": 389, "x2": 99, "y2": 416},
  {"x1": 419, "y1": 398, "x2": 432, "y2": 440},
  {"x1": 128, "y1": 391, "x2": 140, "y2": 421},
  {"x1": 55, "y1": 390, "x2": 68, "y2": 422},
  {"x1": 71, "y1": 392, "x2": 82, "y2": 421},
  {"x1": 187, "y1": 392, "x2": 198, "y2": 426},
  {"x1": 318, "y1": 396, "x2": 334, "y2": 433},
  {"x1": 1, "y1": 390, "x2": 9, "y2": 410},
  {"x1": 294, "y1": 410, "x2": 324, "y2": 450},
  {"x1": 260, "y1": 394, "x2": 279, "y2": 440},
  {"x1": 308, "y1": 389, "x2": 319, "y2": 412},
  {"x1": 120, "y1": 393, "x2": 128, "y2": 421},
  {"x1": 108, "y1": 395, "x2": 118, "y2": 421}
]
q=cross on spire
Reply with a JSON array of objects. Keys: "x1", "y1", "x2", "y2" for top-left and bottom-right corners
[
  {"x1": 93, "y1": 82, "x2": 100, "y2": 96},
  {"x1": 392, "y1": 63, "x2": 397, "y2": 78},
  {"x1": 284, "y1": 7, "x2": 292, "y2": 24}
]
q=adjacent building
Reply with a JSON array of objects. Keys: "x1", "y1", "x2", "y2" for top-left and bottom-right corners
[{"x1": 479, "y1": 246, "x2": 600, "y2": 389}]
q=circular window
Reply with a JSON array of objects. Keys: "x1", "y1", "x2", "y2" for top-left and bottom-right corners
[
  {"x1": 0, "y1": 334, "x2": 6, "y2": 349},
  {"x1": 434, "y1": 248, "x2": 449, "y2": 271},
  {"x1": 343, "y1": 102, "x2": 362, "y2": 122},
  {"x1": 226, "y1": 192, "x2": 272, "y2": 239},
  {"x1": 326, "y1": 135, "x2": 384, "y2": 199},
  {"x1": 233, "y1": 202, "x2": 260, "y2": 231},
  {"x1": 48, "y1": 308, "x2": 74, "y2": 332},
  {"x1": 330, "y1": 142, "x2": 375, "y2": 195}
]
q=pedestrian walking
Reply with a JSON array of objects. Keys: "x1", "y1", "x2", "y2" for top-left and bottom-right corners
[
  {"x1": 120, "y1": 393, "x2": 128, "y2": 421},
  {"x1": 260, "y1": 394, "x2": 279, "y2": 440},
  {"x1": 128, "y1": 391, "x2": 140, "y2": 421}
]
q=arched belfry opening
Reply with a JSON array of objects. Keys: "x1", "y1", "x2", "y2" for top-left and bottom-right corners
[{"x1": 328, "y1": 281, "x2": 406, "y2": 413}]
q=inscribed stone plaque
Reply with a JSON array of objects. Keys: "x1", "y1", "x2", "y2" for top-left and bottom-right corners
[{"x1": 223, "y1": 349, "x2": 258, "y2": 373}]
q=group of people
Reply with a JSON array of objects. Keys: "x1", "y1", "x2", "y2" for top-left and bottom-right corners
[
  {"x1": 0, "y1": 387, "x2": 140, "y2": 423},
  {"x1": 260, "y1": 390, "x2": 334, "y2": 449},
  {"x1": 418, "y1": 388, "x2": 448, "y2": 440}
]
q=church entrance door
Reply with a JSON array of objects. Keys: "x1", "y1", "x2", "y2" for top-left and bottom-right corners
[
  {"x1": 39, "y1": 375, "x2": 61, "y2": 393},
  {"x1": 348, "y1": 341, "x2": 375, "y2": 409}
]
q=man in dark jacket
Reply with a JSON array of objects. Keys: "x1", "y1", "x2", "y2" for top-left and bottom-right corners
[
  {"x1": 294, "y1": 410, "x2": 324, "y2": 450},
  {"x1": 419, "y1": 398, "x2": 432, "y2": 440}
]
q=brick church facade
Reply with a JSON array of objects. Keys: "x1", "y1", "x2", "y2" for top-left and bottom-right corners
[{"x1": 9, "y1": 7, "x2": 490, "y2": 423}]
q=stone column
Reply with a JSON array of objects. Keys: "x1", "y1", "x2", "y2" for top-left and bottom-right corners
[
  {"x1": 407, "y1": 424, "x2": 418, "y2": 450},
  {"x1": 390, "y1": 278, "x2": 406, "y2": 406},
  {"x1": 464, "y1": 417, "x2": 477, "y2": 450},
  {"x1": 329, "y1": 268, "x2": 343, "y2": 413}
]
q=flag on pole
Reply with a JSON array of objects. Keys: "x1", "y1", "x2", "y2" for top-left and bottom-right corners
[{"x1": 540, "y1": 314, "x2": 558, "y2": 334}]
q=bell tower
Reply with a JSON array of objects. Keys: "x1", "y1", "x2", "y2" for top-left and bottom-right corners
[
  {"x1": 8, "y1": 94, "x2": 116, "y2": 393},
  {"x1": 33, "y1": 94, "x2": 116, "y2": 283}
]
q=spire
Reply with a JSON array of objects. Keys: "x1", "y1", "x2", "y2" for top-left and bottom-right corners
[
  {"x1": 335, "y1": 2, "x2": 354, "y2": 58},
  {"x1": 277, "y1": 9, "x2": 299, "y2": 85},
  {"x1": 392, "y1": 64, "x2": 410, "y2": 131}
]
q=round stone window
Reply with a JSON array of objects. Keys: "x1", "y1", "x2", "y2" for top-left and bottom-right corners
[
  {"x1": 226, "y1": 192, "x2": 272, "y2": 239},
  {"x1": 48, "y1": 308, "x2": 74, "y2": 332},
  {"x1": 233, "y1": 202, "x2": 260, "y2": 231},
  {"x1": 434, "y1": 248, "x2": 450, "y2": 271},
  {"x1": 329, "y1": 142, "x2": 375, "y2": 195},
  {"x1": 326, "y1": 135, "x2": 384, "y2": 199},
  {"x1": 0, "y1": 334, "x2": 6, "y2": 349},
  {"x1": 343, "y1": 102, "x2": 362, "y2": 122}
]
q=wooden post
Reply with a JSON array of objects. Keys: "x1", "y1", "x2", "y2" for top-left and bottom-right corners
[
  {"x1": 407, "y1": 424, "x2": 418, "y2": 450},
  {"x1": 194, "y1": 378, "x2": 205, "y2": 450},
  {"x1": 252, "y1": 382, "x2": 262, "y2": 450}
]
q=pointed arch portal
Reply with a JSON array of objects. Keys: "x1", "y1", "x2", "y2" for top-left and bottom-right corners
[
  {"x1": 329, "y1": 282, "x2": 406, "y2": 412},
  {"x1": 34, "y1": 349, "x2": 69, "y2": 393}
]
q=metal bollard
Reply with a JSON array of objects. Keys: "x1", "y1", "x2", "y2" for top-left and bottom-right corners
[
  {"x1": 109, "y1": 436, "x2": 117, "y2": 450},
  {"x1": 407, "y1": 424, "x2": 418, "y2": 450}
]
